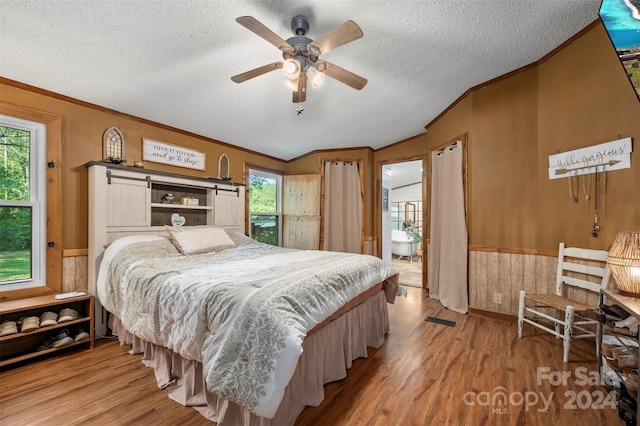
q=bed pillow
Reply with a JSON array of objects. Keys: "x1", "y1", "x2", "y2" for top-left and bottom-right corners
[{"x1": 165, "y1": 225, "x2": 235, "y2": 255}]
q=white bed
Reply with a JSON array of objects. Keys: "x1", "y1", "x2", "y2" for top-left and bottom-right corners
[{"x1": 96, "y1": 228, "x2": 400, "y2": 425}]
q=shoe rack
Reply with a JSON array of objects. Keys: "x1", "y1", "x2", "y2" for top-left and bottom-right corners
[
  {"x1": 0, "y1": 294, "x2": 94, "y2": 369},
  {"x1": 599, "y1": 288, "x2": 640, "y2": 425}
]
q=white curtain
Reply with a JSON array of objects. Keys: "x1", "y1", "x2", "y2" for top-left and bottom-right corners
[
  {"x1": 428, "y1": 142, "x2": 468, "y2": 314},
  {"x1": 323, "y1": 161, "x2": 362, "y2": 253}
]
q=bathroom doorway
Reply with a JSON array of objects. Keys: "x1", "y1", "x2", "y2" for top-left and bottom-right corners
[{"x1": 381, "y1": 158, "x2": 425, "y2": 288}]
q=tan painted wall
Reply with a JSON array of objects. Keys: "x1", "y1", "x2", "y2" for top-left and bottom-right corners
[
  {"x1": 537, "y1": 24, "x2": 640, "y2": 250},
  {"x1": 1, "y1": 22, "x2": 638, "y2": 291},
  {"x1": 0, "y1": 84, "x2": 287, "y2": 249},
  {"x1": 469, "y1": 67, "x2": 540, "y2": 249},
  {"x1": 287, "y1": 148, "x2": 376, "y2": 236},
  {"x1": 376, "y1": 23, "x2": 640, "y2": 256}
]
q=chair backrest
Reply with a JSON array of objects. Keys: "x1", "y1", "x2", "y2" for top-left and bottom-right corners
[{"x1": 555, "y1": 242, "x2": 611, "y2": 296}]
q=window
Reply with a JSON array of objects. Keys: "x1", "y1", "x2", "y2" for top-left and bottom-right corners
[
  {"x1": 248, "y1": 168, "x2": 282, "y2": 246},
  {"x1": 0, "y1": 115, "x2": 46, "y2": 290}
]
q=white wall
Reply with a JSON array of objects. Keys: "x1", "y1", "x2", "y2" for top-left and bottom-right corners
[
  {"x1": 390, "y1": 183, "x2": 421, "y2": 202},
  {"x1": 381, "y1": 167, "x2": 392, "y2": 263}
]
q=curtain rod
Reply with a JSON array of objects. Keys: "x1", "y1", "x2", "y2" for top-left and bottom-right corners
[{"x1": 435, "y1": 140, "x2": 460, "y2": 156}]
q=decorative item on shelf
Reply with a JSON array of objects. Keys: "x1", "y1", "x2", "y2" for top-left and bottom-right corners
[
  {"x1": 180, "y1": 197, "x2": 199, "y2": 206},
  {"x1": 220, "y1": 175, "x2": 233, "y2": 182},
  {"x1": 218, "y1": 154, "x2": 230, "y2": 179},
  {"x1": 161, "y1": 193, "x2": 175, "y2": 203},
  {"x1": 103, "y1": 127, "x2": 124, "y2": 161},
  {"x1": 171, "y1": 213, "x2": 186, "y2": 227},
  {"x1": 104, "y1": 156, "x2": 126, "y2": 164},
  {"x1": 133, "y1": 161, "x2": 144, "y2": 168},
  {"x1": 607, "y1": 231, "x2": 640, "y2": 297}
]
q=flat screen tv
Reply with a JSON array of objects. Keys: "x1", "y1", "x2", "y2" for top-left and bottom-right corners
[{"x1": 599, "y1": 0, "x2": 640, "y2": 102}]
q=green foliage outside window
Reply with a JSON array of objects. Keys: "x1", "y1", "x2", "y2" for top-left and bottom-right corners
[
  {"x1": 249, "y1": 174, "x2": 279, "y2": 246},
  {"x1": 0, "y1": 125, "x2": 32, "y2": 282}
]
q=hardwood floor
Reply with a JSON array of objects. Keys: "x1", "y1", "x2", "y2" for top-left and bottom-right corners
[
  {"x1": 392, "y1": 257, "x2": 423, "y2": 288},
  {"x1": 0, "y1": 287, "x2": 623, "y2": 425}
]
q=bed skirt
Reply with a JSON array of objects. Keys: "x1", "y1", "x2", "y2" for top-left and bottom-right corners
[{"x1": 109, "y1": 289, "x2": 390, "y2": 425}]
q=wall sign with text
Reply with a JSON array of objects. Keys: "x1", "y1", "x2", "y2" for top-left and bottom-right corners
[
  {"x1": 142, "y1": 138, "x2": 206, "y2": 171},
  {"x1": 548, "y1": 137, "x2": 632, "y2": 179}
]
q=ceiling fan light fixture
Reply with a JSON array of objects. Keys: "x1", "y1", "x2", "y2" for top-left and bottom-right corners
[
  {"x1": 283, "y1": 58, "x2": 301, "y2": 80},
  {"x1": 283, "y1": 78, "x2": 299, "y2": 91},
  {"x1": 305, "y1": 66, "x2": 325, "y2": 88}
]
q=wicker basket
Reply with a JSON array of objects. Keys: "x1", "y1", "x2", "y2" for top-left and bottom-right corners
[{"x1": 608, "y1": 231, "x2": 640, "y2": 297}]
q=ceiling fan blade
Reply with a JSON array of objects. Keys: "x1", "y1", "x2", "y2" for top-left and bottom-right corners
[
  {"x1": 292, "y1": 73, "x2": 307, "y2": 103},
  {"x1": 236, "y1": 16, "x2": 294, "y2": 53},
  {"x1": 322, "y1": 61, "x2": 367, "y2": 90},
  {"x1": 309, "y1": 20, "x2": 363, "y2": 55},
  {"x1": 231, "y1": 62, "x2": 283, "y2": 83}
]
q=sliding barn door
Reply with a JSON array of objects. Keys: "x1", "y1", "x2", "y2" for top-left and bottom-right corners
[{"x1": 283, "y1": 174, "x2": 321, "y2": 250}]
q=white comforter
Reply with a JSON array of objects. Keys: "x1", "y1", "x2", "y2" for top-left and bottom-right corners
[{"x1": 97, "y1": 231, "x2": 398, "y2": 418}]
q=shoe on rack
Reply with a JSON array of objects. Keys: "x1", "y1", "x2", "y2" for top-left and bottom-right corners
[
  {"x1": 600, "y1": 303, "x2": 632, "y2": 320},
  {"x1": 615, "y1": 316, "x2": 640, "y2": 336},
  {"x1": 0, "y1": 320, "x2": 18, "y2": 337},
  {"x1": 73, "y1": 328, "x2": 89, "y2": 342},
  {"x1": 37, "y1": 328, "x2": 72, "y2": 351},
  {"x1": 40, "y1": 311, "x2": 58, "y2": 327},
  {"x1": 58, "y1": 308, "x2": 78, "y2": 323},
  {"x1": 18, "y1": 316, "x2": 40, "y2": 332}
]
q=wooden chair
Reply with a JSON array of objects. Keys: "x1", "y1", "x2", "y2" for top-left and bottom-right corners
[{"x1": 517, "y1": 243, "x2": 610, "y2": 363}]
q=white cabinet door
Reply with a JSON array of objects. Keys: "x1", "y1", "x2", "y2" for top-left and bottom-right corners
[
  {"x1": 107, "y1": 178, "x2": 150, "y2": 227},
  {"x1": 213, "y1": 186, "x2": 244, "y2": 229}
]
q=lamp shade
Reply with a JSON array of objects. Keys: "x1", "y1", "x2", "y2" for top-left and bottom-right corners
[
  {"x1": 607, "y1": 231, "x2": 640, "y2": 297},
  {"x1": 283, "y1": 59, "x2": 301, "y2": 80}
]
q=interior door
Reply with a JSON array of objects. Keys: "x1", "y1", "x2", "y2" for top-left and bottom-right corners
[{"x1": 282, "y1": 174, "x2": 321, "y2": 250}]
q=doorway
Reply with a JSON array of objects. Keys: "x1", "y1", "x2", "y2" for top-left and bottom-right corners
[{"x1": 381, "y1": 159, "x2": 424, "y2": 288}]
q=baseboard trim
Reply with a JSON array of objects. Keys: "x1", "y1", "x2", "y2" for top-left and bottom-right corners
[{"x1": 469, "y1": 307, "x2": 517, "y2": 323}]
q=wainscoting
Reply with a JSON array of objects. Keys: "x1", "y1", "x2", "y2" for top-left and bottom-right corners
[
  {"x1": 469, "y1": 248, "x2": 605, "y2": 316},
  {"x1": 62, "y1": 250, "x2": 88, "y2": 293}
]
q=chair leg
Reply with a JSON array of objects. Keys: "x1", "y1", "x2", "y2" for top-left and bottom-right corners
[
  {"x1": 517, "y1": 290, "x2": 526, "y2": 338},
  {"x1": 563, "y1": 306, "x2": 574, "y2": 363}
]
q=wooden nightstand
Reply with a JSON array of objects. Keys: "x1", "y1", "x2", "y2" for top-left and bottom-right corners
[{"x1": 0, "y1": 294, "x2": 94, "y2": 369}]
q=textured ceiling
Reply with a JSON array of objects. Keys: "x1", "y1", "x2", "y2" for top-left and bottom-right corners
[{"x1": 0, "y1": 0, "x2": 600, "y2": 161}]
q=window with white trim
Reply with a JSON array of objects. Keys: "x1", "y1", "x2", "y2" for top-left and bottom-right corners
[
  {"x1": 248, "y1": 168, "x2": 282, "y2": 246},
  {"x1": 0, "y1": 115, "x2": 46, "y2": 290}
]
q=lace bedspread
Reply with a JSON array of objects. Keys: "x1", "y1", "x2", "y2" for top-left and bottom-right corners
[{"x1": 96, "y1": 231, "x2": 398, "y2": 418}]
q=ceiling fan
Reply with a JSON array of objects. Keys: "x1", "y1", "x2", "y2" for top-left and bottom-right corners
[{"x1": 231, "y1": 15, "x2": 367, "y2": 103}]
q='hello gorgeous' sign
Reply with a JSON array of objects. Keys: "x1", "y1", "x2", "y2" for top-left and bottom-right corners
[
  {"x1": 548, "y1": 137, "x2": 632, "y2": 179},
  {"x1": 142, "y1": 138, "x2": 206, "y2": 171}
]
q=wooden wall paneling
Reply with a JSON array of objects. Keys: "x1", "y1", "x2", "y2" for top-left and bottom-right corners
[
  {"x1": 61, "y1": 256, "x2": 88, "y2": 293},
  {"x1": 497, "y1": 252, "x2": 512, "y2": 313},
  {"x1": 470, "y1": 248, "x2": 604, "y2": 316},
  {"x1": 486, "y1": 251, "x2": 500, "y2": 311},
  {"x1": 282, "y1": 174, "x2": 321, "y2": 250},
  {"x1": 283, "y1": 174, "x2": 320, "y2": 215},
  {"x1": 509, "y1": 253, "x2": 524, "y2": 315},
  {"x1": 468, "y1": 251, "x2": 477, "y2": 307},
  {"x1": 282, "y1": 216, "x2": 320, "y2": 250},
  {"x1": 522, "y1": 254, "x2": 537, "y2": 295},
  {"x1": 473, "y1": 250, "x2": 488, "y2": 309},
  {"x1": 534, "y1": 254, "x2": 551, "y2": 294}
]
